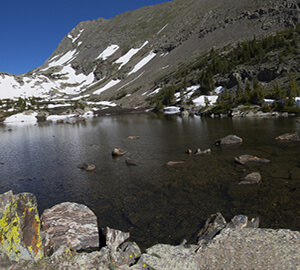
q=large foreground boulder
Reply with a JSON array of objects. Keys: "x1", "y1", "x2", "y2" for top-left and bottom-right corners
[
  {"x1": 41, "y1": 202, "x2": 99, "y2": 252},
  {"x1": 0, "y1": 191, "x2": 43, "y2": 262}
]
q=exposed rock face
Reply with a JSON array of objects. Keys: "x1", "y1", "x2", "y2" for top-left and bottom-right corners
[
  {"x1": 0, "y1": 191, "x2": 43, "y2": 262},
  {"x1": 104, "y1": 227, "x2": 130, "y2": 252},
  {"x1": 275, "y1": 132, "x2": 300, "y2": 141},
  {"x1": 41, "y1": 202, "x2": 99, "y2": 251},
  {"x1": 215, "y1": 135, "x2": 243, "y2": 145},
  {"x1": 197, "y1": 212, "x2": 227, "y2": 245},
  {"x1": 234, "y1": 154, "x2": 270, "y2": 165},
  {"x1": 239, "y1": 172, "x2": 262, "y2": 184}
]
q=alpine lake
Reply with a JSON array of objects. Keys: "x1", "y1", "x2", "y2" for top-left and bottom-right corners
[{"x1": 0, "y1": 113, "x2": 299, "y2": 250}]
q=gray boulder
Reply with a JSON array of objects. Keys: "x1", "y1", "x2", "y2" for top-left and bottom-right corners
[
  {"x1": 41, "y1": 202, "x2": 99, "y2": 252},
  {"x1": 215, "y1": 135, "x2": 243, "y2": 145}
]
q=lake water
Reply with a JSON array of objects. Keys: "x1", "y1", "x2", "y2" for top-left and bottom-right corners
[{"x1": 0, "y1": 113, "x2": 299, "y2": 249}]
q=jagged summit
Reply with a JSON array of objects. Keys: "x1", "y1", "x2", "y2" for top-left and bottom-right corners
[{"x1": 0, "y1": 0, "x2": 298, "y2": 108}]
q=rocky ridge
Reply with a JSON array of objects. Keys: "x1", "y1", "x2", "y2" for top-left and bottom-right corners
[
  {"x1": 0, "y1": 0, "x2": 299, "y2": 112},
  {"x1": 0, "y1": 190, "x2": 299, "y2": 270}
]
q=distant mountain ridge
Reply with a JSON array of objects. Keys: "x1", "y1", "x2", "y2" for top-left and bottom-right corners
[{"x1": 0, "y1": 0, "x2": 299, "y2": 108}]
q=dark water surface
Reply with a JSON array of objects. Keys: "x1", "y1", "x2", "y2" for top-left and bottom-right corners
[{"x1": 0, "y1": 114, "x2": 299, "y2": 249}]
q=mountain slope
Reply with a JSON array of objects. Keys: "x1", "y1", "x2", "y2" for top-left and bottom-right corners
[{"x1": 0, "y1": 0, "x2": 299, "y2": 109}]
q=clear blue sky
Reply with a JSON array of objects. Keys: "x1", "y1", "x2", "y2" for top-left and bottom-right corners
[{"x1": 0, "y1": 0, "x2": 171, "y2": 75}]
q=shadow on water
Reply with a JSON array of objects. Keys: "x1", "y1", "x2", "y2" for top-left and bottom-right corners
[{"x1": 0, "y1": 114, "x2": 299, "y2": 250}]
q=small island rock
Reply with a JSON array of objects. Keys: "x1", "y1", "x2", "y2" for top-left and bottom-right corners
[
  {"x1": 275, "y1": 132, "x2": 300, "y2": 141},
  {"x1": 215, "y1": 135, "x2": 243, "y2": 145}
]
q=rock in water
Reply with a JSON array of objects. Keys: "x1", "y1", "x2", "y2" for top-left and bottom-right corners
[
  {"x1": 41, "y1": 202, "x2": 99, "y2": 251},
  {"x1": 275, "y1": 132, "x2": 300, "y2": 141},
  {"x1": 239, "y1": 172, "x2": 261, "y2": 184},
  {"x1": 77, "y1": 163, "x2": 96, "y2": 171},
  {"x1": 112, "y1": 148, "x2": 128, "y2": 157},
  {"x1": 234, "y1": 155, "x2": 270, "y2": 165},
  {"x1": 0, "y1": 191, "x2": 43, "y2": 262},
  {"x1": 215, "y1": 135, "x2": 243, "y2": 145},
  {"x1": 166, "y1": 161, "x2": 186, "y2": 167}
]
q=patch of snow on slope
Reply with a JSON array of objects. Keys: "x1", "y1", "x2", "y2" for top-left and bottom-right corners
[
  {"x1": 156, "y1": 24, "x2": 168, "y2": 35},
  {"x1": 68, "y1": 29, "x2": 84, "y2": 43},
  {"x1": 115, "y1": 41, "x2": 148, "y2": 69},
  {"x1": 48, "y1": 49, "x2": 78, "y2": 67},
  {"x1": 86, "y1": 101, "x2": 117, "y2": 107},
  {"x1": 147, "y1": 88, "x2": 161, "y2": 96},
  {"x1": 193, "y1": 95, "x2": 218, "y2": 106},
  {"x1": 96, "y1": 45, "x2": 119, "y2": 60},
  {"x1": 128, "y1": 51, "x2": 156, "y2": 75},
  {"x1": 4, "y1": 112, "x2": 37, "y2": 125},
  {"x1": 93, "y1": 79, "x2": 121, "y2": 95},
  {"x1": 117, "y1": 71, "x2": 145, "y2": 91}
]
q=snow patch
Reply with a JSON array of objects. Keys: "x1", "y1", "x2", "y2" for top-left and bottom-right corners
[
  {"x1": 193, "y1": 95, "x2": 218, "y2": 106},
  {"x1": 115, "y1": 41, "x2": 148, "y2": 69},
  {"x1": 4, "y1": 112, "x2": 37, "y2": 125},
  {"x1": 93, "y1": 79, "x2": 121, "y2": 95},
  {"x1": 96, "y1": 45, "x2": 119, "y2": 60},
  {"x1": 128, "y1": 51, "x2": 156, "y2": 75}
]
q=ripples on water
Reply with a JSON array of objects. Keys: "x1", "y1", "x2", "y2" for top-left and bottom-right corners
[{"x1": 0, "y1": 114, "x2": 299, "y2": 249}]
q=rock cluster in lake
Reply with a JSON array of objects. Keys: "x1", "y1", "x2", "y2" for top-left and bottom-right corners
[{"x1": 0, "y1": 190, "x2": 299, "y2": 269}]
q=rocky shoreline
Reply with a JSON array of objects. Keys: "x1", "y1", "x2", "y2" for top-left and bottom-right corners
[{"x1": 0, "y1": 190, "x2": 299, "y2": 270}]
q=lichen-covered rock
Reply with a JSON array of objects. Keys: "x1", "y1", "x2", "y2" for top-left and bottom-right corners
[
  {"x1": 0, "y1": 191, "x2": 43, "y2": 262},
  {"x1": 41, "y1": 202, "x2": 99, "y2": 252},
  {"x1": 215, "y1": 135, "x2": 243, "y2": 145}
]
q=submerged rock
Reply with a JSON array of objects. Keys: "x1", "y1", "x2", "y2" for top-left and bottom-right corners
[
  {"x1": 41, "y1": 202, "x2": 99, "y2": 252},
  {"x1": 234, "y1": 155, "x2": 270, "y2": 165},
  {"x1": 77, "y1": 163, "x2": 96, "y2": 171},
  {"x1": 0, "y1": 191, "x2": 43, "y2": 262},
  {"x1": 275, "y1": 132, "x2": 300, "y2": 141},
  {"x1": 239, "y1": 172, "x2": 262, "y2": 185},
  {"x1": 125, "y1": 157, "x2": 138, "y2": 166},
  {"x1": 166, "y1": 161, "x2": 186, "y2": 167},
  {"x1": 127, "y1": 136, "x2": 140, "y2": 140},
  {"x1": 215, "y1": 135, "x2": 243, "y2": 145}
]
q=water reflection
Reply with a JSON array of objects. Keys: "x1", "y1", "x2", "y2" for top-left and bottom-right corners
[{"x1": 0, "y1": 114, "x2": 299, "y2": 249}]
